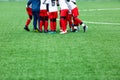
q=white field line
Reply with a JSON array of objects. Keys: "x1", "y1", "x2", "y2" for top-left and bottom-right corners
[
  {"x1": 80, "y1": 8, "x2": 120, "y2": 25},
  {"x1": 56, "y1": 19, "x2": 120, "y2": 25},
  {"x1": 84, "y1": 21, "x2": 120, "y2": 25},
  {"x1": 79, "y1": 8, "x2": 120, "y2": 12},
  {"x1": 57, "y1": 8, "x2": 120, "y2": 25}
]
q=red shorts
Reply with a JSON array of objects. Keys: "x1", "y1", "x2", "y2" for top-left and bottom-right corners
[
  {"x1": 67, "y1": 13, "x2": 73, "y2": 21},
  {"x1": 72, "y1": 7, "x2": 79, "y2": 17},
  {"x1": 60, "y1": 9, "x2": 69, "y2": 17},
  {"x1": 49, "y1": 12, "x2": 58, "y2": 19},
  {"x1": 26, "y1": 7, "x2": 32, "y2": 16},
  {"x1": 39, "y1": 10, "x2": 48, "y2": 16}
]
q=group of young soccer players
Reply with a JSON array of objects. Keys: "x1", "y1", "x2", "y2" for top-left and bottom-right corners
[{"x1": 24, "y1": 0, "x2": 88, "y2": 34}]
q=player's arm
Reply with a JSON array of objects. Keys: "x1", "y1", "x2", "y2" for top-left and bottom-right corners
[
  {"x1": 46, "y1": 4, "x2": 49, "y2": 11},
  {"x1": 56, "y1": 0, "x2": 59, "y2": 6},
  {"x1": 71, "y1": 0, "x2": 76, "y2": 4},
  {"x1": 27, "y1": 0, "x2": 32, "y2": 7}
]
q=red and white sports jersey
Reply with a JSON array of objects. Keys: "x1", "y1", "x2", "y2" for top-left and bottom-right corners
[
  {"x1": 67, "y1": 0, "x2": 77, "y2": 10},
  {"x1": 45, "y1": 0, "x2": 58, "y2": 12},
  {"x1": 58, "y1": 0, "x2": 68, "y2": 10},
  {"x1": 40, "y1": 0, "x2": 47, "y2": 10}
]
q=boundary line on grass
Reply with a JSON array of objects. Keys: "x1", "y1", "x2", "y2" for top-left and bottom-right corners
[
  {"x1": 57, "y1": 8, "x2": 120, "y2": 26},
  {"x1": 79, "y1": 8, "x2": 120, "y2": 12},
  {"x1": 57, "y1": 19, "x2": 120, "y2": 26},
  {"x1": 84, "y1": 21, "x2": 120, "y2": 25},
  {"x1": 79, "y1": 8, "x2": 120, "y2": 25}
]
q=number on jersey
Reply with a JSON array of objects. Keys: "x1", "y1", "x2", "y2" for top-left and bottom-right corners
[{"x1": 51, "y1": 0, "x2": 55, "y2": 6}]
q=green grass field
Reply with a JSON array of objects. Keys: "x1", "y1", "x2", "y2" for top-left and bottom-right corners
[{"x1": 0, "y1": 1, "x2": 120, "y2": 80}]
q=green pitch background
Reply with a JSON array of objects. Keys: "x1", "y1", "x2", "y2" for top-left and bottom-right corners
[{"x1": 0, "y1": 1, "x2": 120, "y2": 80}]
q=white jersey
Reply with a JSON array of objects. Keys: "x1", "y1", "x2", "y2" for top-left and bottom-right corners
[
  {"x1": 45, "y1": 0, "x2": 58, "y2": 12},
  {"x1": 58, "y1": 0, "x2": 69, "y2": 10},
  {"x1": 67, "y1": 0, "x2": 77, "y2": 10},
  {"x1": 40, "y1": 0, "x2": 47, "y2": 10}
]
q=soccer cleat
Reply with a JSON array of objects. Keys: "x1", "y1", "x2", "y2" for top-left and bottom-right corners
[
  {"x1": 44, "y1": 30, "x2": 49, "y2": 33},
  {"x1": 39, "y1": 30, "x2": 43, "y2": 33},
  {"x1": 33, "y1": 28, "x2": 39, "y2": 32},
  {"x1": 70, "y1": 28, "x2": 73, "y2": 32},
  {"x1": 60, "y1": 30, "x2": 67, "y2": 34},
  {"x1": 24, "y1": 26, "x2": 30, "y2": 31},
  {"x1": 48, "y1": 31, "x2": 56, "y2": 34},
  {"x1": 60, "y1": 29, "x2": 63, "y2": 32},
  {"x1": 72, "y1": 29, "x2": 77, "y2": 32},
  {"x1": 72, "y1": 26, "x2": 78, "y2": 32},
  {"x1": 83, "y1": 25, "x2": 88, "y2": 32}
]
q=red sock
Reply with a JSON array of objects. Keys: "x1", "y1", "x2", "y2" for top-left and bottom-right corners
[
  {"x1": 53, "y1": 22, "x2": 56, "y2": 31},
  {"x1": 69, "y1": 20, "x2": 72, "y2": 28},
  {"x1": 25, "y1": 18, "x2": 31, "y2": 27},
  {"x1": 60, "y1": 19, "x2": 67, "y2": 31},
  {"x1": 65, "y1": 19, "x2": 67, "y2": 31},
  {"x1": 39, "y1": 21, "x2": 43, "y2": 31},
  {"x1": 44, "y1": 21, "x2": 48, "y2": 31},
  {"x1": 74, "y1": 20, "x2": 79, "y2": 26},
  {"x1": 50, "y1": 22, "x2": 54, "y2": 31},
  {"x1": 74, "y1": 17, "x2": 82, "y2": 24},
  {"x1": 67, "y1": 16, "x2": 72, "y2": 28},
  {"x1": 60, "y1": 19, "x2": 62, "y2": 30}
]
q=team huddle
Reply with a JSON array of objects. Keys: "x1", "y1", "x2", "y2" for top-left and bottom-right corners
[{"x1": 24, "y1": 0, "x2": 88, "y2": 34}]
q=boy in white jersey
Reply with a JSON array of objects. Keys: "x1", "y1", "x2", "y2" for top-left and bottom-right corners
[
  {"x1": 58, "y1": 0, "x2": 69, "y2": 34},
  {"x1": 39, "y1": 0, "x2": 49, "y2": 33},
  {"x1": 67, "y1": 0, "x2": 88, "y2": 32},
  {"x1": 44, "y1": 0, "x2": 58, "y2": 33}
]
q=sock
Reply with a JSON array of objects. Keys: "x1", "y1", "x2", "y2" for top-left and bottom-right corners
[
  {"x1": 39, "y1": 21, "x2": 43, "y2": 31},
  {"x1": 74, "y1": 21, "x2": 79, "y2": 26},
  {"x1": 69, "y1": 20, "x2": 72, "y2": 28},
  {"x1": 60, "y1": 19, "x2": 62, "y2": 31},
  {"x1": 44, "y1": 21, "x2": 48, "y2": 31},
  {"x1": 67, "y1": 17, "x2": 72, "y2": 28},
  {"x1": 53, "y1": 22, "x2": 56, "y2": 31},
  {"x1": 64, "y1": 19, "x2": 67, "y2": 31},
  {"x1": 74, "y1": 17, "x2": 82, "y2": 25},
  {"x1": 50, "y1": 22, "x2": 54, "y2": 31},
  {"x1": 60, "y1": 19, "x2": 67, "y2": 31},
  {"x1": 25, "y1": 18, "x2": 31, "y2": 27}
]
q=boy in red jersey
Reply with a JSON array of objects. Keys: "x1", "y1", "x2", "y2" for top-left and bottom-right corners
[
  {"x1": 24, "y1": 4, "x2": 32, "y2": 31},
  {"x1": 67, "y1": 0, "x2": 88, "y2": 32},
  {"x1": 39, "y1": 0, "x2": 49, "y2": 33}
]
